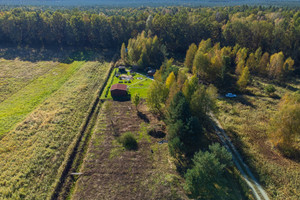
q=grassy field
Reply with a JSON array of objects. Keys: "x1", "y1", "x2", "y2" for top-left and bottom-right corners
[
  {"x1": 216, "y1": 78, "x2": 300, "y2": 200},
  {"x1": 100, "y1": 68, "x2": 153, "y2": 99},
  {"x1": 0, "y1": 60, "x2": 84, "y2": 138},
  {"x1": 72, "y1": 101, "x2": 187, "y2": 200},
  {"x1": 0, "y1": 58, "x2": 58, "y2": 103},
  {"x1": 0, "y1": 61, "x2": 111, "y2": 199}
]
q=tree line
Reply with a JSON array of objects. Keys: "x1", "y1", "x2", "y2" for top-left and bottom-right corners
[
  {"x1": 0, "y1": 7, "x2": 299, "y2": 73},
  {"x1": 185, "y1": 39, "x2": 295, "y2": 90}
]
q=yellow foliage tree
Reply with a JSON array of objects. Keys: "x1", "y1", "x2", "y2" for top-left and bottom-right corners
[
  {"x1": 237, "y1": 66, "x2": 250, "y2": 91},
  {"x1": 268, "y1": 52, "x2": 284, "y2": 79},
  {"x1": 121, "y1": 42, "x2": 126, "y2": 61},
  {"x1": 269, "y1": 92, "x2": 300, "y2": 157},
  {"x1": 184, "y1": 43, "x2": 197, "y2": 71},
  {"x1": 283, "y1": 57, "x2": 294, "y2": 76},
  {"x1": 166, "y1": 72, "x2": 176, "y2": 89}
]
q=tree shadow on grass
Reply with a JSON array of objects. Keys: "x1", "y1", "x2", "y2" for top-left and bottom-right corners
[
  {"x1": 222, "y1": 95, "x2": 256, "y2": 108},
  {"x1": 0, "y1": 45, "x2": 117, "y2": 63},
  {"x1": 277, "y1": 145, "x2": 300, "y2": 163}
]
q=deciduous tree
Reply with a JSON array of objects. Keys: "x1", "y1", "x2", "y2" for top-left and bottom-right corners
[
  {"x1": 121, "y1": 42, "x2": 126, "y2": 61},
  {"x1": 237, "y1": 66, "x2": 250, "y2": 91},
  {"x1": 184, "y1": 43, "x2": 197, "y2": 71}
]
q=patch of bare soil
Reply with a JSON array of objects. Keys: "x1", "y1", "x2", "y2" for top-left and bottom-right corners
[{"x1": 72, "y1": 101, "x2": 186, "y2": 200}]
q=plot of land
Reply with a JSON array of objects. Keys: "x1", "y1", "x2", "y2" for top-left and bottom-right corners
[
  {"x1": 0, "y1": 58, "x2": 58, "y2": 103},
  {"x1": 0, "y1": 61, "x2": 111, "y2": 199},
  {"x1": 217, "y1": 78, "x2": 300, "y2": 200},
  {"x1": 101, "y1": 68, "x2": 153, "y2": 99},
  {"x1": 72, "y1": 101, "x2": 186, "y2": 200},
  {"x1": 0, "y1": 60, "x2": 84, "y2": 138}
]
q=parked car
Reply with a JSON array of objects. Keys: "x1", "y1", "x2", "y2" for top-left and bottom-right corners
[{"x1": 225, "y1": 93, "x2": 237, "y2": 98}]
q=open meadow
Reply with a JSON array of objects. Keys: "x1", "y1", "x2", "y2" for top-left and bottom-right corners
[
  {"x1": 0, "y1": 60, "x2": 111, "y2": 199},
  {"x1": 217, "y1": 78, "x2": 300, "y2": 200}
]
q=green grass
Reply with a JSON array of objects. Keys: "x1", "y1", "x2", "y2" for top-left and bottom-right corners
[
  {"x1": 216, "y1": 77, "x2": 300, "y2": 200},
  {"x1": 0, "y1": 59, "x2": 58, "y2": 103},
  {"x1": 100, "y1": 68, "x2": 152, "y2": 99},
  {"x1": 0, "y1": 61, "x2": 110, "y2": 199},
  {"x1": 0, "y1": 61, "x2": 84, "y2": 138}
]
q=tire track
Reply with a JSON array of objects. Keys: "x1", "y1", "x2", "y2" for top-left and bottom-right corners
[{"x1": 210, "y1": 113, "x2": 270, "y2": 200}]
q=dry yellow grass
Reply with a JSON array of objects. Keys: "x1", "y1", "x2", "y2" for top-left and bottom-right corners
[
  {"x1": 0, "y1": 61, "x2": 111, "y2": 199},
  {"x1": 217, "y1": 78, "x2": 300, "y2": 200}
]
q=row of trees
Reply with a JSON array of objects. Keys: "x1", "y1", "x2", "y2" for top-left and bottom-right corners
[
  {"x1": 0, "y1": 7, "x2": 299, "y2": 73},
  {"x1": 146, "y1": 60, "x2": 235, "y2": 198},
  {"x1": 0, "y1": 9, "x2": 137, "y2": 48},
  {"x1": 147, "y1": 58, "x2": 218, "y2": 162},
  {"x1": 184, "y1": 39, "x2": 295, "y2": 91}
]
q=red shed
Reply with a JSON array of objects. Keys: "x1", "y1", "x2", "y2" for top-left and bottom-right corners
[{"x1": 110, "y1": 84, "x2": 128, "y2": 97}]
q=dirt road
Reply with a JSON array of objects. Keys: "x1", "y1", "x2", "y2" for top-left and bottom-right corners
[{"x1": 210, "y1": 113, "x2": 270, "y2": 200}]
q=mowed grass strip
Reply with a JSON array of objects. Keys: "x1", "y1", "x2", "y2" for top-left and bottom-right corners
[
  {"x1": 0, "y1": 61, "x2": 84, "y2": 138},
  {"x1": 0, "y1": 59, "x2": 57, "y2": 103},
  {"x1": 0, "y1": 62, "x2": 110, "y2": 199}
]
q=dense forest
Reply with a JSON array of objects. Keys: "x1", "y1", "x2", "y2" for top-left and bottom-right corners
[
  {"x1": 0, "y1": 6, "x2": 299, "y2": 75},
  {"x1": 0, "y1": 0, "x2": 300, "y2": 7}
]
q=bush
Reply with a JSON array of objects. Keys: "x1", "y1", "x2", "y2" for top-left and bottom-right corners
[
  {"x1": 265, "y1": 85, "x2": 276, "y2": 96},
  {"x1": 119, "y1": 132, "x2": 138, "y2": 150}
]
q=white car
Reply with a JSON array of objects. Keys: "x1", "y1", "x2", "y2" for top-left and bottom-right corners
[{"x1": 225, "y1": 93, "x2": 237, "y2": 98}]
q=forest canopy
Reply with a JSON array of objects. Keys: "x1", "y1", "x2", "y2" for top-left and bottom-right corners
[{"x1": 0, "y1": 6, "x2": 299, "y2": 75}]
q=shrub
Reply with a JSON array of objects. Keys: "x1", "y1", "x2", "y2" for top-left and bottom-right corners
[
  {"x1": 119, "y1": 132, "x2": 138, "y2": 150},
  {"x1": 264, "y1": 85, "x2": 276, "y2": 96}
]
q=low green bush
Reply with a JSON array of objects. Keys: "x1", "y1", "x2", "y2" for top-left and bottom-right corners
[
  {"x1": 264, "y1": 85, "x2": 276, "y2": 96},
  {"x1": 119, "y1": 132, "x2": 138, "y2": 150}
]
